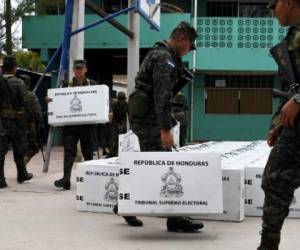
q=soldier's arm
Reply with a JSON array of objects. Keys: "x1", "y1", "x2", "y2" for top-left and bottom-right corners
[
  {"x1": 152, "y1": 52, "x2": 176, "y2": 130},
  {"x1": 31, "y1": 93, "x2": 44, "y2": 125},
  {"x1": 17, "y1": 79, "x2": 29, "y2": 108}
]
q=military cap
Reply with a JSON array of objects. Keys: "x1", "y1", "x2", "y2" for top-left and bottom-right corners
[
  {"x1": 73, "y1": 59, "x2": 87, "y2": 68},
  {"x1": 174, "y1": 22, "x2": 197, "y2": 50},
  {"x1": 267, "y1": 0, "x2": 277, "y2": 10}
]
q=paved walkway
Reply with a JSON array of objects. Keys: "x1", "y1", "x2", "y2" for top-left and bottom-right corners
[{"x1": 1, "y1": 148, "x2": 299, "y2": 250}]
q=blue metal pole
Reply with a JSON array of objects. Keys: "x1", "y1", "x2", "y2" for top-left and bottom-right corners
[
  {"x1": 58, "y1": 0, "x2": 74, "y2": 87},
  {"x1": 71, "y1": 5, "x2": 135, "y2": 36},
  {"x1": 43, "y1": 0, "x2": 74, "y2": 173}
]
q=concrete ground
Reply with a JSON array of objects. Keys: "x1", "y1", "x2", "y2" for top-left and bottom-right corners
[{"x1": 1, "y1": 147, "x2": 299, "y2": 250}]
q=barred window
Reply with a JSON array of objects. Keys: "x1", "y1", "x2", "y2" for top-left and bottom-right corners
[{"x1": 204, "y1": 74, "x2": 274, "y2": 114}]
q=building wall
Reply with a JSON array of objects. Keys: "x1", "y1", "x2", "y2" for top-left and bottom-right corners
[{"x1": 22, "y1": 1, "x2": 283, "y2": 141}]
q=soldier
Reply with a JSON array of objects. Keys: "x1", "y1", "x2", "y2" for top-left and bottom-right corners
[
  {"x1": 110, "y1": 91, "x2": 128, "y2": 157},
  {"x1": 19, "y1": 74, "x2": 44, "y2": 165},
  {"x1": 123, "y1": 22, "x2": 203, "y2": 232},
  {"x1": 0, "y1": 56, "x2": 33, "y2": 188},
  {"x1": 171, "y1": 92, "x2": 189, "y2": 147},
  {"x1": 53, "y1": 60, "x2": 98, "y2": 190},
  {"x1": 258, "y1": 1, "x2": 300, "y2": 249}
]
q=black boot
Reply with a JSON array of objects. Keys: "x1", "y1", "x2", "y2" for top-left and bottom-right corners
[
  {"x1": 16, "y1": 163, "x2": 33, "y2": 183},
  {"x1": 124, "y1": 216, "x2": 143, "y2": 227},
  {"x1": 0, "y1": 158, "x2": 7, "y2": 188},
  {"x1": 167, "y1": 217, "x2": 204, "y2": 232},
  {"x1": 54, "y1": 167, "x2": 71, "y2": 190},
  {"x1": 113, "y1": 204, "x2": 143, "y2": 227},
  {"x1": 54, "y1": 178, "x2": 71, "y2": 190},
  {"x1": 257, "y1": 229, "x2": 280, "y2": 250}
]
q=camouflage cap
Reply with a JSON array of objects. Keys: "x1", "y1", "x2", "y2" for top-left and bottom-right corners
[
  {"x1": 267, "y1": 0, "x2": 277, "y2": 10},
  {"x1": 173, "y1": 21, "x2": 197, "y2": 50},
  {"x1": 73, "y1": 59, "x2": 87, "y2": 68}
]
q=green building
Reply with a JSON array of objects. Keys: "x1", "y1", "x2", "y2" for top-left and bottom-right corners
[{"x1": 22, "y1": 0, "x2": 284, "y2": 142}]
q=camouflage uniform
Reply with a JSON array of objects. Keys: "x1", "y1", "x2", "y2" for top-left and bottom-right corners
[
  {"x1": 56, "y1": 77, "x2": 98, "y2": 188},
  {"x1": 129, "y1": 40, "x2": 180, "y2": 150},
  {"x1": 259, "y1": 24, "x2": 300, "y2": 249},
  {"x1": 20, "y1": 75, "x2": 44, "y2": 165},
  {"x1": 128, "y1": 39, "x2": 203, "y2": 232},
  {"x1": 0, "y1": 75, "x2": 32, "y2": 187},
  {"x1": 110, "y1": 92, "x2": 128, "y2": 157},
  {"x1": 171, "y1": 93, "x2": 189, "y2": 147}
]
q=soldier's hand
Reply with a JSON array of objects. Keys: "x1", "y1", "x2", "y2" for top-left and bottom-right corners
[
  {"x1": 281, "y1": 98, "x2": 300, "y2": 128},
  {"x1": 267, "y1": 129, "x2": 279, "y2": 147},
  {"x1": 161, "y1": 129, "x2": 174, "y2": 150},
  {"x1": 45, "y1": 96, "x2": 53, "y2": 103}
]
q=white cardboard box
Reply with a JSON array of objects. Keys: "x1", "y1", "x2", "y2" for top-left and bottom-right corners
[
  {"x1": 118, "y1": 152, "x2": 223, "y2": 216},
  {"x1": 48, "y1": 85, "x2": 109, "y2": 126},
  {"x1": 195, "y1": 167, "x2": 245, "y2": 222},
  {"x1": 76, "y1": 158, "x2": 119, "y2": 213},
  {"x1": 245, "y1": 157, "x2": 300, "y2": 218}
]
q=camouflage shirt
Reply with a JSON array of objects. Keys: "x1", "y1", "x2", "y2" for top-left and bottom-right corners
[
  {"x1": 24, "y1": 91, "x2": 43, "y2": 125},
  {"x1": 271, "y1": 23, "x2": 300, "y2": 127},
  {"x1": 135, "y1": 40, "x2": 183, "y2": 130}
]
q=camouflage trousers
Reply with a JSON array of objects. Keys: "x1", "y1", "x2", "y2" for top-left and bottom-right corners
[
  {"x1": 0, "y1": 119, "x2": 28, "y2": 179},
  {"x1": 261, "y1": 120, "x2": 300, "y2": 233},
  {"x1": 62, "y1": 125, "x2": 95, "y2": 176},
  {"x1": 24, "y1": 126, "x2": 39, "y2": 165},
  {"x1": 130, "y1": 121, "x2": 164, "y2": 152}
]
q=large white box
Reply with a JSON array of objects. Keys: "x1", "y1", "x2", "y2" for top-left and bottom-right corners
[
  {"x1": 48, "y1": 85, "x2": 109, "y2": 126},
  {"x1": 245, "y1": 158, "x2": 300, "y2": 218},
  {"x1": 76, "y1": 158, "x2": 119, "y2": 213},
  {"x1": 118, "y1": 152, "x2": 223, "y2": 216},
  {"x1": 195, "y1": 167, "x2": 245, "y2": 222}
]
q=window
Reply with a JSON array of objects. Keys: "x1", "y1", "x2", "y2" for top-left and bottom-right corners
[
  {"x1": 206, "y1": 1, "x2": 272, "y2": 17},
  {"x1": 204, "y1": 75, "x2": 274, "y2": 114}
]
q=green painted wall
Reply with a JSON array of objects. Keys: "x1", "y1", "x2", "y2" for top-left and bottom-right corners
[{"x1": 22, "y1": 14, "x2": 191, "y2": 49}]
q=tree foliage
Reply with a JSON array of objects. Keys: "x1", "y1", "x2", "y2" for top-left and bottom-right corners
[{"x1": 15, "y1": 50, "x2": 45, "y2": 73}]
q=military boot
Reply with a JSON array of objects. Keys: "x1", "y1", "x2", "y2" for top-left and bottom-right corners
[
  {"x1": 16, "y1": 163, "x2": 33, "y2": 183},
  {"x1": 113, "y1": 204, "x2": 143, "y2": 227},
  {"x1": 54, "y1": 167, "x2": 71, "y2": 190},
  {"x1": 257, "y1": 229, "x2": 280, "y2": 250},
  {"x1": 167, "y1": 217, "x2": 204, "y2": 232},
  {"x1": 0, "y1": 158, "x2": 7, "y2": 188}
]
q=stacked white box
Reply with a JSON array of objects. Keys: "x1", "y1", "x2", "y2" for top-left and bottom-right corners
[
  {"x1": 118, "y1": 152, "x2": 223, "y2": 216},
  {"x1": 181, "y1": 142, "x2": 251, "y2": 222},
  {"x1": 245, "y1": 153, "x2": 300, "y2": 218},
  {"x1": 195, "y1": 167, "x2": 245, "y2": 222},
  {"x1": 48, "y1": 85, "x2": 109, "y2": 126},
  {"x1": 76, "y1": 158, "x2": 119, "y2": 213}
]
